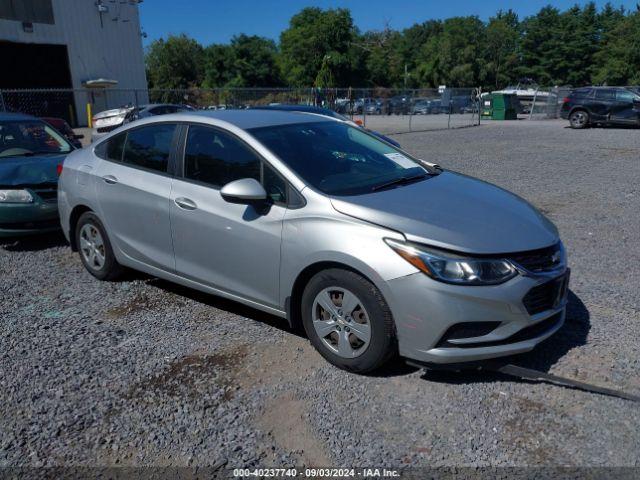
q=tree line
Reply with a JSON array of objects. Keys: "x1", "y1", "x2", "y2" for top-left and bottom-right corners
[{"x1": 145, "y1": 3, "x2": 640, "y2": 90}]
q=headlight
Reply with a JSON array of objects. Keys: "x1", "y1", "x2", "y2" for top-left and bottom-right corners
[
  {"x1": 0, "y1": 189, "x2": 34, "y2": 203},
  {"x1": 385, "y1": 238, "x2": 517, "y2": 285},
  {"x1": 95, "y1": 114, "x2": 126, "y2": 128}
]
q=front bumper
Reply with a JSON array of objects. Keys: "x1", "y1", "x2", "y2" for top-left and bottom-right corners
[
  {"x1": 386, "y1": 269, "x2": 569, "y2": 364},
  {"x1": 0, "y1": 194, "x2": 60, "y2": 237}
]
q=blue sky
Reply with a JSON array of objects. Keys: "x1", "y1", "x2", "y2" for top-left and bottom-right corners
[{"x1": 139, "y1": 0, "x2": 636, "y2": 46}]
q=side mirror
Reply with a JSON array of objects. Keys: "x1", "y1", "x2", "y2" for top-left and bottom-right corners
[{"x1": 220, "y1": 178, "x2": 267, "y2": 204}]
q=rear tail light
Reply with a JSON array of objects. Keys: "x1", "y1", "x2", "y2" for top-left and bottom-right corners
[
  {"x1": 562, "y1": 97, "x2": 570, "y2": 103},
  {"x1": 56, "y1": 163, "x2": 64, "y2": 177}
]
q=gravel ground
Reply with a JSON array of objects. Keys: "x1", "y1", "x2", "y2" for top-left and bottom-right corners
[{"x1": 1, "y1": 119, "x2": 639, "y2": 473}]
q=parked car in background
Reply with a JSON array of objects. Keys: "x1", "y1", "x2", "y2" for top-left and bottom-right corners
[
  {"x1": 352, "y1": 98, "x2": 380, "y2": 114},
  {"x1": 411, "y1": 100, "x2": 431, "y2": 115},
  {"x1": 251, "y1": 104, "x2": 401, "y2": 147},
  {"x1": 450, "y1": 95, "x2": 475, "y2": 114},
  {"x1": 412, "y1": 99, "x2": 448, "y2": 115},
  {"x1": 41, "y1": 117, "x2": 84, "y2": 148},
  {"x1": 388, "y1": 95, "x2": 412, "y2": 115},
  {"x1": 91, "y1": 103, "x2": 194, "y2": 142},
  {"x1": 364, "y1": 99, "x2": 385, "y2": 115},
  {"x1": 0, "y1": 112, "x2": 72, "y2": 236},
  {"x1": 59, "y1": 110, "x2": 568, "y2": 372},
  {"x1": 561, "y1": 86, "x2": 640, "y2": 129}
]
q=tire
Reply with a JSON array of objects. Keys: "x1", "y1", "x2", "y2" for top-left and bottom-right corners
[
  {"x1": 301, "y1": 268, "x2": 397, "y2": 373},
  {"x1": 75, "y1": 212, "x2": 124, "y2": 281},
  {"x1": 569, "y1": 109, "x2": 589, "y2": 129}
]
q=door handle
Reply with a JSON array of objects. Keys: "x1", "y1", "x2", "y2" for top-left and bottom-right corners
[
  {"x1": 102, "y1": 175, "x2": 118, "y2": 185},
  {"x1": 174, "y1": 197, "x2": 197, "y2": 211}
]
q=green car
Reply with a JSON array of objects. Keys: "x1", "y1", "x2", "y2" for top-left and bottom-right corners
[{"x1": 0, "y1": 112, "x2": 73, "y2": 237}]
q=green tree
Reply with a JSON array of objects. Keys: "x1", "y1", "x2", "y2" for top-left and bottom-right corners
[
  {"x1": 518, "y1": 6, "x2": 563, "y2": 85},
  {"x1": 278, "y1": 7, "x2": 357, "y2": 86},
  {"x1": 358, "y1": 29, "x2": 401, "y2": 87},
  {"x1": 519, "y1": 4, "x2": 600, "y2": 86},
  {"x1": 485, "y1": 10, "x2": 520, "y2": 88},
  {"x1": 202, "y1": 44, "x2": 234, "y2": 88},
  {"x1": 558, "y1": 4, "x2": 599, "y2": 85},
  {"x1": 593, "y1": 8, "x2": 640, "y2": 84},
  {"x1": 145, "y1": 34, "x2": 204, "y2": 89},
  {"x1": 203, "y1": 35, "x2": 280, "y2": 88},
  {"x1": 415, "y1": 16, "x2": 486, "y2": 87},
  {"x1": 227, "y1": 34, "x2": 281, "y2": 87}
]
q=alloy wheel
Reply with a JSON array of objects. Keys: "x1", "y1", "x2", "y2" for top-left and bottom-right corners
[{"x1": 570, "y1": 111, "x2": 587, "y2": 127}]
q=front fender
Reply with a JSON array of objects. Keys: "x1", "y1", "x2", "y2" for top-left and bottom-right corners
[{"x1": 278, "y1": 211, "x2": 418, "y2": 309}]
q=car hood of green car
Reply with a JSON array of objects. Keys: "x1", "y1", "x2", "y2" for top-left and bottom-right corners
[{"x1": 0, "y1": 154, "x2": 65, "y2": 187}]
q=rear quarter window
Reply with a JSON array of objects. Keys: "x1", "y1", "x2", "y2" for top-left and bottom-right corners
[{"x1": 95, "y1": 133, "x2": 126, "y2": 162}]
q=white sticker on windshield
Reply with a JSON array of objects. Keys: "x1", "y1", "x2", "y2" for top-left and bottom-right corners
[{"x1": 384, "y1": 152, "x2": 416, "y2": 168}]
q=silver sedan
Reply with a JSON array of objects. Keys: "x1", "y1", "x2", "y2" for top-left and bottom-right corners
[{"x1": 58, "y1": 110, "x2": 569, "y2": 373}]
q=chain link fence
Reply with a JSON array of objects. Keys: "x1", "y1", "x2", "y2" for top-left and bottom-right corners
[{"x1": 0, "y1": 87, "x2": 484, "y2": 134}]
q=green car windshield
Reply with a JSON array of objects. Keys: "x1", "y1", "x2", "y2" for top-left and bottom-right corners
[{"x1": 0, "y1": 120, "x2": 72, "y2": 158}]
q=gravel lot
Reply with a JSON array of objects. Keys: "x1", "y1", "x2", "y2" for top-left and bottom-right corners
[{"x1": 1, "y1": 119, "x2": 639, "y2": 472}]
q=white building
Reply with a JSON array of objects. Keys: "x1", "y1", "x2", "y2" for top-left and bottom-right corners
[{"x1": 0, "y1": 0, "x2": 148, "y2": 126}]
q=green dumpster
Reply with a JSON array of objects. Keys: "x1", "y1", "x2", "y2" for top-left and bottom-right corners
[{"x1": 481, "y1": 93, "x2": 518, "y2": 120}]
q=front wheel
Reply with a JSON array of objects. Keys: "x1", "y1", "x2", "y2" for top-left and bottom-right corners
[
  {"x1": 301, "y1": 268, "x2": 397, "y2": 373},
  {"x1": 569, "y1": 110, "x2": 589, "y2": 129}
]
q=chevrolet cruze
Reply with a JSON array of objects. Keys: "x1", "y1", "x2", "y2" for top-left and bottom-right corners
[{"x1": 58, "y1": 110, "x2": 569, "y2": 373}]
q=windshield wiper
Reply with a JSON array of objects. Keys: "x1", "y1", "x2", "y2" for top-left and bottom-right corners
[{"x1": 371, "y1": 173, "x2": 428, "y2": 192}]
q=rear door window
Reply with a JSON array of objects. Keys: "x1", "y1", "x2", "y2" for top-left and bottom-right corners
[
  {"x1": 121, "y1": 124, "x2": 177, "y2": 173},
  {"x1": 595, "y1": 89, "x2": 616, "y2": 101}
]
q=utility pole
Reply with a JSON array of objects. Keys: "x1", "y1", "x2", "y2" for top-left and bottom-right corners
[{"x1": 404, "y1": 64, "x2": 408, "y2": 90}]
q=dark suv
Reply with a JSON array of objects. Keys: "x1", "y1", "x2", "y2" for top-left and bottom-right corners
[{"x1": 561, "y1": 86, "x2": 640, "y2": 129}]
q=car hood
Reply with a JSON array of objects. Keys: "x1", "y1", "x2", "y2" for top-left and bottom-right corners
[
  {"x1": 0, "y1": 154, "x2": 65, "y2": 187},
  {"x1": 330, "y1": 171, "x2": 559, "y2": 254}
]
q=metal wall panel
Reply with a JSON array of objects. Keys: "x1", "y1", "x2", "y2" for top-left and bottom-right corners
[{"x1": 0, "y1": 0, "x2": 148, "y2": 124}]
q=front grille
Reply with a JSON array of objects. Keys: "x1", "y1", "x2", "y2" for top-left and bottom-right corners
[
  {"x1": 508, "y1": 243, "x2": 562, "y2": 272},
  {"x1": 522, "y1": 274, "x2": 569, "y2": 315},
  {"x1": 435, "y1": 313, "x2": 563, "y2": 349},
  {"x1": 33, "y1": 189, "x2": 58, "y2": 203},
  {"x1": 435, "y1": 322, "x2": 501, "y2": 348}
]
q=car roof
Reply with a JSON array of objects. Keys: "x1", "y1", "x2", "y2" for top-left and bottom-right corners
[
  {"x1": 184, "y1": 109, "x2": 336, "y2": 129},
  {"x1": 0, "y1": 111, "x2": 39, "y2": 122},
  {"x1": 581, "y1": 86, "x2": 626, "y2": 90},
  {"x1": 252, "y1": 104, "x2": 340, "y2": 118}
]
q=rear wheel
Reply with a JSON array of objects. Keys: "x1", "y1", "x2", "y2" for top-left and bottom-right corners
[
  {"x1": 569, "y1": 110, "x2": 589, "y2": 129},
  {"x1": 75, "y1": 212, "x2": 124, "y2": 280},
  {"x1": 301, "y1": 268, "x2": 396, "y2": 373}
]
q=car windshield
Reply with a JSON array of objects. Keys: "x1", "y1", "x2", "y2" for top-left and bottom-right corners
[
  {"x1": 0, "y1": 120, "x2": 72, "y2": 158},
  {"x1": 249, "y1": 121, "x2": 427, "y2": 196}
]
